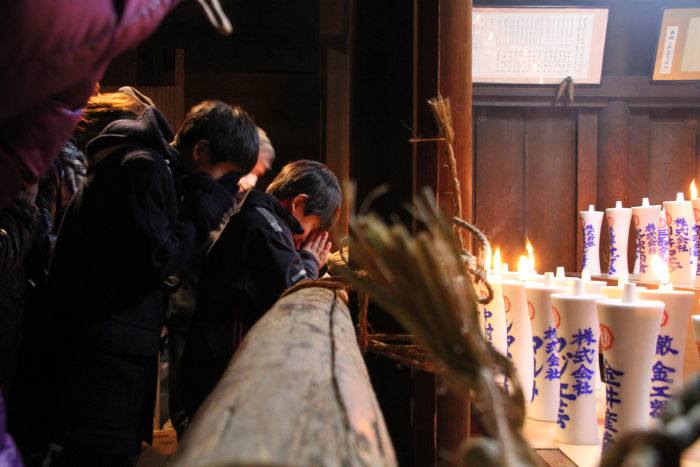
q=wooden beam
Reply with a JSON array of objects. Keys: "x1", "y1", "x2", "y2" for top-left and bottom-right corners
[
  {"x1": 473, "y1": 76, "x2": 700, "y2": 109},
  {"x1": 171, "y1": 288, "x2": 397, "y2": 467}
]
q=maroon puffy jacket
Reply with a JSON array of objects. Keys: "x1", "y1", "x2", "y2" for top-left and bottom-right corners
[{"x1": 0, "y1": 0, "x2": 181, "y2": 208}]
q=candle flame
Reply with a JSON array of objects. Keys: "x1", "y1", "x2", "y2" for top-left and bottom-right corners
[
  {"x1": 485, "y1": 248, "x2": 492, "y2": 272},
  {"x1": 517, "y1": 255, "x2": 529, "y2": 274},
  {"x1": 651, "y1": 254, "x2": 670, "y2": 285},
  {"x1": 691, "y1": 179, "x2": 698, "y2": 200},
  {"x1": 525, "y1": 238, "x2": 535, "y2": 273},
  {"x1": 493, "y1": 247, "x2": 502, "y2": 272}
]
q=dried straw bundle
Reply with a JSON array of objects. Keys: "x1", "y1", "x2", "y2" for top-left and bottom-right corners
[{"x1": 337, "y1": 188, "x2": 537, "y2": 466}]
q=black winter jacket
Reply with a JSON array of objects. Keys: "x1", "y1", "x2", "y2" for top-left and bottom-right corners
[
  {"x1": 182, "y1": 190, "x2": 319, "y2": 415},
  {"x1": 36, "y1": 107, "x2": 239, "y2": 455},
  {"x1": 0, "y1": 199, "x2": 37, "y2": 391}
]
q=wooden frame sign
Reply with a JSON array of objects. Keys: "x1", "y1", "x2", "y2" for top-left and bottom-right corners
[
  {"x1": 653, "y1": 9, "x2": 700, "y2": 81},
  {"x1": 472, "y1": 7, "x2": 609, "y2": 85}
]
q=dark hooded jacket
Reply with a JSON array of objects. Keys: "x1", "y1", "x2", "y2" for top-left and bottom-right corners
[
  {"x1": 21, "y1": 107, "x2": 239, "y2": 456},
  {"x1": 0, "y1": 0, "x2": 181, "y2": 209},
  {"x1": 0, "y1": 198, "x2": 38, "y2": 392},
  {"x1": 181, "y1": 190, "x2": 319, "y2": 416}
]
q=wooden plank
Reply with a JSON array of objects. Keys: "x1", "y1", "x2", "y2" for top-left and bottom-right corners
[
  {"x1": 628, "y1": 112, "x2": 652, "y2": 206},
  {"x1": 627, "y1": 111, "x2": 652, "y2": 270},
  {"x1": 324, "y1": 47, "x2": 351, "y2": 236},
  {"x1": 525, "y1": 110, "x2": 577, "y2": 273},
  {"x1": 475, "y1": 109, "x2": 526, "y2": 269},
  {"x1": 170, "y1": 288, "x2": 397, "y2": 467},
  {"x1": 648, "y1": 112, "x2": 698, "y2": 204},
  {"x1": 597, "y1": 101, "x2": 630, "y2": 273},
  {"x1": 576, "y1": 111, "x2": 598, "y2": 271},
  {"x1": 536, "y1": 449, "x2": 577, "y2": 467}
]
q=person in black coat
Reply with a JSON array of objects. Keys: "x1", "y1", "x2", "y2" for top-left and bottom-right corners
[
  {"x1": 181, "y1": 160, "x2": 341, "y2": 419},
  {"x1": 41, "y1": 100, "x2": 259, "y2": 466}
]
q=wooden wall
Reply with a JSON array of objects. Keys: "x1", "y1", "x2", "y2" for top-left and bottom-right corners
[{"x1": 472, "y1": 0, "x2": 700, "y2": 274}]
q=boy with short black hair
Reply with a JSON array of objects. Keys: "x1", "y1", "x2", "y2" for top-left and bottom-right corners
[
  {"x1": 182, "y1": 160, "x2": 341, "y2": 417},
  {"x1": 39, "y1": 99, "x2": 259, "y2": 465}
]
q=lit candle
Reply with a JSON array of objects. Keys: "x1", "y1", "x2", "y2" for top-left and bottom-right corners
[{"x1": 526, "y1": 238, "x2": 536, "y2": 275}]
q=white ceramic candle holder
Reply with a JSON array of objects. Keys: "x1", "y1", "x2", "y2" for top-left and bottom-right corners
[
  {"x1": 663, "y1": 193, "x2": 696, "y2": 286},
  {"x1": 580, "y1": 205, "x2": 604, "y2": 275},
  {"x1": 552, "y1": 280, "x2": 603, "y2": 445},
  {"x1": 555, "y1": 266, "x2": 574, "y2": 288},
  {"x1": 632, "y1": 198, "x2": 662, "y2": 282},
  {"x1": 477, "y1": 272, "x2": 508, "y2": 358},
  {"x1": 502, "y1": 279, "x2": 534, "y2": 402},
  {"x1": 580, "y1": 269, "x2": 606, "y2": 295},
  {"x1": 640, "y1": 286, "x2": 693, "y2": 419},
  {"x1": 525, "y1": 273, "x2": 569, "y2": 421},
  {"x1": 596, "y1": 284, "x2": 664, "y2": 449},
  {"x1": 606, "y1": 201, "x2": 632, "y2": 278},
  {"x1": 499, "y1": 263, "x2": 521, "y2": 281},
  {"x1": 692, "y1": 198, "x2": 700, "y2": 287},
  {"x1": 692, "y1": 315, "x2": 700, "y2": 358},
  {"x1": 600, "y1": 274, "x2": 647, "y2": 299}
]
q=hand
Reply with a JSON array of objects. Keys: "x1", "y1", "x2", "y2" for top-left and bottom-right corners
[{"x1": 302, "y1": 230, "x2": 332, "y2": 267}]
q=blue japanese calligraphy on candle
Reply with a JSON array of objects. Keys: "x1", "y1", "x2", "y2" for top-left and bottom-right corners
[
  {"x1": 640, "y1": 289, "x2": 693, "y2": 420},
  {"x1": 658, "y1": 209, "x2": 669, "y2": 265},
  {"x1": 606, "y1": 204, "x2": 632, "y2": 278},
  {"x1": 580, "y1": 207, "x2": 603, "y2": 275},
  {"x1": 526, "y1": 275, "x2": 568, "y2": 422},
  {"x1": 663, "y1": 197, "x2": 695, "y2": 286},
  {"x1": 502, "y1": 280, "x2": 534, "y2": 403},
  {"x1": 552, "y1": 281, "x2": 601, "y2": 445},
  {"x1": 602, "y1": 359, "x2": 624, "y2": 450},
  {"x1": 632, "y1": 203, "x2": 661, "y2": 282},
  {"x1": 596, "y1": 290, "x2": 664, "y2": 449}
]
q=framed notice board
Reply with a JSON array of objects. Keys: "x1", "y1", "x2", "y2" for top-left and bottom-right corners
[
  {"x1": 472, "y1": 7, "x2": 609, "y2": 84},
  {"x1": 653, "y1": 9, "x2": 700, "y2": 81}
]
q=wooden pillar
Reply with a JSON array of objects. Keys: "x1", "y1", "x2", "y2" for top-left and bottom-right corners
[{"x1": 435, "y1": 0, "x2": 472, "y2": 460}]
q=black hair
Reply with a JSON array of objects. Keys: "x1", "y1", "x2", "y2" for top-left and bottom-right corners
[
  {"x1": 173, "y1": 100, "x2": 259, "y2": 173},
  {"x1": 266, "y1": 160, "x2": 341, "y2": 229}
]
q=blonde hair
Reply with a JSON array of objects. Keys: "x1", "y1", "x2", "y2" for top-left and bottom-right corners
[{"x1": 74, "y1": 92, "x2": 148, "y2": 153}]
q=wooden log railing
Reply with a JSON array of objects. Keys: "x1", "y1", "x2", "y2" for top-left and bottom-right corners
[{"x1": 169, "y1": 287, "x2": 397, "y2": 467}]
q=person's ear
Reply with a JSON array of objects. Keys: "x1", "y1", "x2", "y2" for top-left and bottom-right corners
[
  {"x1": 291, "y1": 194, "x2": 309, "y2": 215},
  {"x1": 192, "y1": 139, "x2": 210, "y2": 164}
]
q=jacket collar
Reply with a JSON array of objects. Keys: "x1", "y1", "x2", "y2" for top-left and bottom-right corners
[{"x1": 244, "y1": 190, "x2": 303, "y2": 235}]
